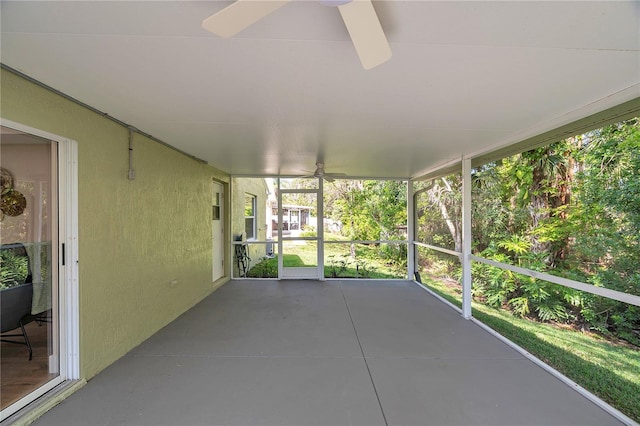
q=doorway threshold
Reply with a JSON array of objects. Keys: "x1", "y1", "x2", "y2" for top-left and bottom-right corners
[{"x1": 3, "y1": 380, "x2": 86, "y2": 426}]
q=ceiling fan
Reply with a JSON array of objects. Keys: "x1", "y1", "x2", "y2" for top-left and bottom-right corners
[
  {"x1": 302, "y1": 162, "x2": 347, "y2": 182},
  {"x1": 201, "y1": 0, "x2": 392, "y2": 70}
]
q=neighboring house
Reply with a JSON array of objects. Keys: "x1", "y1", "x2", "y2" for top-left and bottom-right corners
[{"x1": 272, "y1": 204, "x2": 313, "y2": 238}]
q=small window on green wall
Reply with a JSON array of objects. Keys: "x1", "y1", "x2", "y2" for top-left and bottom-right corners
[{"x1": 245, "y1": 194, "x2": 256, "y2": 240}]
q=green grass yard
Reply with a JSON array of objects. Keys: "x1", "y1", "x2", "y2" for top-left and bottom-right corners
[
  {"x1": 246, "y1": 233, "x2": 405, "y2": 279},
  {"x1": 248, "y1": 253, "x2": 403, "y2": 279},
  {"x1": 420, "y1": 275, "x2": 640, "y2": 422}
]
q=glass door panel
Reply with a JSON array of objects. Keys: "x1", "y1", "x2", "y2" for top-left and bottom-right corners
[{"x1": 1, "y1": 128, "x2": 59, "y2": 413}]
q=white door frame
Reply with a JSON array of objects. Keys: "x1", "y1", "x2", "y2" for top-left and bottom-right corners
[
  {"x1": 0, "y1": 119, "x2": 79, "y2": 421},
  {"x1": 277, "y1": 179, "x2": 322, "y2": 279},
  {"x1": 212, "y1": 180, "x2": 224, "y2": 282}
]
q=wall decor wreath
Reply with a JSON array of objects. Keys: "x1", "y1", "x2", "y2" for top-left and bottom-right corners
[
  {"x1": 0, "y1": 167, "x2": 27, "y2": 218},
  {"x1": 0, "y1": 167, "x2": 13, "y2": 193}
]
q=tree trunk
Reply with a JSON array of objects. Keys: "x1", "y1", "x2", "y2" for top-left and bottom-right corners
[
  {"x1": 529, "y1": 154, "x2": 551, "y2": 255},
  {"x1": 437, "y1": 195, "x2": 462, "y2": 253},
  {"x1": 425, "y1": 178, "x2": 462, "y2": 253},
  {"x1": 548, "y1": 140, "x2": 576, "y2": 264}
]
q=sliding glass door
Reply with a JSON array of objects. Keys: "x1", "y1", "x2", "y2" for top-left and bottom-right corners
[{"x1": 0, "y1": 126, "x2": 63, "y2": 418}]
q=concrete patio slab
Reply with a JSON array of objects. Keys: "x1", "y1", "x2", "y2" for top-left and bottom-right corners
[{"x1": 33, "y1": 279, "x2": 623, "y2": 426}]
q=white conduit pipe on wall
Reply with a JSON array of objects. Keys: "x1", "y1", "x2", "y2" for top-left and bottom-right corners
[{"x1": 127, "y1": 126, "x2": 136, "y2": 181}]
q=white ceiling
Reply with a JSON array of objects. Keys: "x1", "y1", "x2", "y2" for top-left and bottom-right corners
[{"x1": 1, "y1": 1, "x2": 639, "y2": 179}]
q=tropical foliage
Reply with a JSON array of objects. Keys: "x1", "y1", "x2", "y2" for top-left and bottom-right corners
[
  {"x1": 324, "y1": 179, "x2": 408, "y2": 267},
  {"x1": 0, "y1": 249, "x2": 30, "y2": 289},
  {"x1": 416, "y1": 118, "x2": 640, "y2": 345}
]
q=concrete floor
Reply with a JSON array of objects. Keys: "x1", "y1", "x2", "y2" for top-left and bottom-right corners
[{"x1": 34, "y1": 280, "x2": 622, "y2": 426}]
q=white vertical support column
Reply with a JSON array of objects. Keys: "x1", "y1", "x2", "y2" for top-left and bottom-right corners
[
  {"x1": 48, "y1": 145, "x2": 59, "y2": 374},
  {"x1": 277, "y1": 178, "x2": 283, "y2": 278},
  {"x1": 407, "y1": 180, "x2": 415, "y2": 281},
  {"x1": 317, "y1": 177, "x2": 325, "y2": 280},
  {"x1": 60, "y1": 138, "x2": 80, "y2": 379},
  {"x1": 229, "y1": 177, "x2": 236, "y2": 278},
  {"x1": 461, "y1": 158, "x2": 472, "y2": 319}
]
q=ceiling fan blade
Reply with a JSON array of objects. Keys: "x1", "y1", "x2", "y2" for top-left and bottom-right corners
[
  {"x1": 202, "y1": 0, "x2": 291, "y2": 38},
  {"x1": 338, "y1": 0, "x2": 392, "y2": 70}
]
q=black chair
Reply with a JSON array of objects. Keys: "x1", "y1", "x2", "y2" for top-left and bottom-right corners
[
  {"x1": 1, "y1": 283, "x2": 35, "y2": 360},
  {"x1": 234, "y1": 234, "x2": 251, "y2": 277},
  {"x1": 1, "y1": 243, "x2": 35, "y2": 360}
]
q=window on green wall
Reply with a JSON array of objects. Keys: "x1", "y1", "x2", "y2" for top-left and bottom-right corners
[{"x1": 244, "y1": 194, "x2": 256, "y2": 240}]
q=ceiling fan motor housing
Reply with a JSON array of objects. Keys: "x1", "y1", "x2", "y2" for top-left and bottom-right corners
[{"x1": 320, "y1": 0, "x2": 353, "y2": 6}]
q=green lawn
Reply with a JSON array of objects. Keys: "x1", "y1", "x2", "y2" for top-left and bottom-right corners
[
  {"x1": 246, "y1": 233, "x2": 405, "y2": 279},
  {"x1": 420, "y1": 275, "x2": 640, "y2": 422}
]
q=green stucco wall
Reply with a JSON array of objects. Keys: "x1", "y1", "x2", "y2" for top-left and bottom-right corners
[{"x1": 1, "y1": 69, "x2": 230, "y2": 379}]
